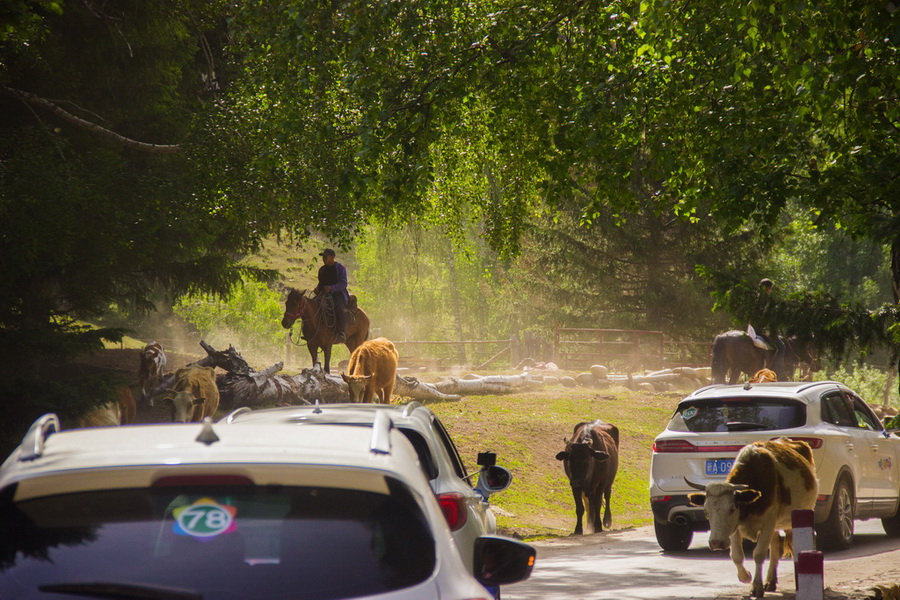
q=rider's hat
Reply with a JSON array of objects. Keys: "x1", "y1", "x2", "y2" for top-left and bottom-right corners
[{"x1": 319, "y1": 248, "x2": 336, "y2": 257}]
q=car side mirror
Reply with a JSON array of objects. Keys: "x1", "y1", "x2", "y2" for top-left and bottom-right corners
[
  {"x1": 473, "y1": 535, "x2": 536, "y2": 587},
  {"x1": 475, "y1": 465, "x2": 512, "y2": 497}
]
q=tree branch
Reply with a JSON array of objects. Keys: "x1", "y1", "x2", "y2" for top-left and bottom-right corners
[{"x1": 2, "y1": 86, "x2": 180, "y2": 154}]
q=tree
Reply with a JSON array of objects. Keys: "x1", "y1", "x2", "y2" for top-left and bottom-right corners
[{"x1": 0, "y1": 0, "x2": 274, "y2": 446}]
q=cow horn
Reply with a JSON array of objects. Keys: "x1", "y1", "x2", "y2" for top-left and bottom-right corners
[
  {"x1": 731, "y1": 483, "x2": 750, "y2": 490},
  {"x1": 684, "y1": 477, "x2": 707, "y2": 491}
]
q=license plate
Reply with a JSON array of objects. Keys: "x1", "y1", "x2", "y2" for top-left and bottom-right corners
[{"x1": 705, "y1": 458, "x2": 734, "y2": 476}]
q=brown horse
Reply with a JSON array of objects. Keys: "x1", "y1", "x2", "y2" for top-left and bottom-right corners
[
  {"x1": 710, "y1": 330, "x2": 819, "y2": 384},
  {"x1": 281, "y1": 288, "x2": 370, "y2": 373}
]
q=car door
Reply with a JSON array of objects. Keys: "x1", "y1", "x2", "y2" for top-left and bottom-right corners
[
  {"x1": 820, "y1": 391, "x2": 872, "y2": 510},
  {"x1": 845, "y1": 391, "x2": 900, "y2": 514}
]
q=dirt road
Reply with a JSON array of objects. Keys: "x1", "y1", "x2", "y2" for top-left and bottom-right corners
[{"x1": 507, "y1": 521, "x2": 900, "y2": 600}]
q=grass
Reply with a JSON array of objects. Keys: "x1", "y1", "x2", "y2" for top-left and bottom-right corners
[{"x1": 425, "y1": 383, "x2": 682, "y2": 540}]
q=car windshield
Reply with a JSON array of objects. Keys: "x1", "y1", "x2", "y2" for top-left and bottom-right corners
[
  {"x1": 667, "y1": 397, "x2": 806, "y2": 433},
  {"x1": 0, "y1": 478, "x2": 436, "y2": 600}
]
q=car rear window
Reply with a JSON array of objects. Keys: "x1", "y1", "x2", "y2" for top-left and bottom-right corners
[
  {"x1": 667, "y1": 397, "x2": 806, "y2": 433},
  {"x1": 0, "y1": 478, "x2": 436, "y2": 600}
]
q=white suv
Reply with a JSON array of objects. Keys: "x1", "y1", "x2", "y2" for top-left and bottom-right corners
[
  {"x1": 650, "y1": 380, "x2": 900, "y2": 551},
  {"x1": 0, "y1": 413, "x2": 534, "y2": 599},
  {"x1": 221, "y1": 402, "x2": 513, "y2": 593}
]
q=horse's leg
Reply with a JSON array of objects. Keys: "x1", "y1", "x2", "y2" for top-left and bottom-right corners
[
  {"x1": 322, "y1": 343, "x2": 332, "y2": 374},
  {"x1": 306, "y1": 341, "x2": 319, "y2": 370}
]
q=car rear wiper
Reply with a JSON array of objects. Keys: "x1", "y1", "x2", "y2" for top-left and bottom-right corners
[
  {"x1": 726, "y1": 421, "x2": 768, "y2": 432},
  {"x1": 39, "y1": 581, "x2": 202, "y2": 599}
]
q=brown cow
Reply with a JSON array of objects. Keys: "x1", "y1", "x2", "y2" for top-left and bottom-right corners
[
  {"x1": 340, "y1": 337, "x2": 399, "y2": 404},
  {"x1": 686, "y1": 437, "x2": 818, "y2": 598},
  {"x1": 162, "y1": 365, "x2": 220, "y2": 423},
  {"x1": 139, "y1": 341, "x2": 167, "y2": 406},
  {"x1": 77, "y1": 387, "x2": 136, "y2": 427},
  {"x1": 555, "y1": 420, "x2": 620, "y2": 535}
]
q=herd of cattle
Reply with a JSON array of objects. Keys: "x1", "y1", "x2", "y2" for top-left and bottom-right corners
[{"x1": 75, "y1": 339, "x2": 817, "y2": 598}]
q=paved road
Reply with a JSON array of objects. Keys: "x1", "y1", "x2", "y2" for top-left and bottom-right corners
[{"x1": 503, "y1": 520, "x2": 899, "y2": 600}]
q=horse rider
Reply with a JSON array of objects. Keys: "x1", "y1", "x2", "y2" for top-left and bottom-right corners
[
  {"x1": 756, "y1": 277, "x2": 786, "y2": 379},
  {"x1": 314, "y1": 248, "x2": 350, "y2": 343}
]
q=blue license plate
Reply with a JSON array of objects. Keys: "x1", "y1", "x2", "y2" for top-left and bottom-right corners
[{"x1": 705, "y1": 458, "x2": 734, "y2": 476}]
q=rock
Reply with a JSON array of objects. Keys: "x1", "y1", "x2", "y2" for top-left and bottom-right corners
[
  {"x1": 590, "y1": 365, "x2": 609, "y2": 379},
  {"x1": 543, "y1": 376, "x2": 560, "y2": 385},
  {"x1": 575, "y1": 372, "x2": 595, "y2": 386},
  {"x1": 560, "y1": 376, "x2": 577, "y2": 388}
]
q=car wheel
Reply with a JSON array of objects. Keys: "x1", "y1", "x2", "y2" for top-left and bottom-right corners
[
  {"x1": 816, "y1": 477, "x2": 854, "y2": 551},
  {"x1": 654, "y1": 520, "x2": 693, "y2": 552},
  {"x1": 882, "y1": 503, "x2": 900, "y2": 537}
]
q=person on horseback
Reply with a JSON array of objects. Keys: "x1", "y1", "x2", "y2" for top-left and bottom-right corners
[
  {"x1": 314, "y1": 248, "x2": 350, "y2": 343},
  {"x1": 756, "y1": 277, "x2": 786, "y2": 379}
]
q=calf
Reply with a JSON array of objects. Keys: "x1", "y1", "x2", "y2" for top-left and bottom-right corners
[
  {"x1": 340, "y1": 337, "x2": 398, "y2": 404},
  {"x1": 162, "y1": 365, "x2": 220, "y2": 423},
  {"x1": 686, "y1": 437, "x2": 818, "y2": 598},
  {"x1": 77, "y1": 387, "x2": 136, "y2": 427},
  {"x1": 555, "y1": 420, "x2": 619, "y2": 535},
  {"x1": 139, "y1": 341, "x2": 167, "y2": 406}
]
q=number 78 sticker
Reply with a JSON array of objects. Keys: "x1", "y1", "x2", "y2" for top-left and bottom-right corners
[{"x1": 173, "y1": 497, "x2": 238, "y2": 538}]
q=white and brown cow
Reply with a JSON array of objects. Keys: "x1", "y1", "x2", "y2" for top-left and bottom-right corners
[
  {"x1": 139, "y1": 341, "x2": 167, "y2": 406},
  {"x1": 161, "y1": 365, "x2": 220, "y2": 423},
  {"x1": 555, "y1": 420, "x2": 619, "y2": 535},
  {"x1": 687, "y1": 437, "x2": 818, "y2": 598}
]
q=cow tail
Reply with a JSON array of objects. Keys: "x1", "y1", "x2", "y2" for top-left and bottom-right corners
[
  {"x1": 711, "y1": 335, "x2": 728, "y2": 384},
  {"x1": 781, "y1": 531, "x2": 793, "y2": 559}
]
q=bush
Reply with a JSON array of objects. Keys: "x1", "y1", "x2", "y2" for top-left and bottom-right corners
[{"x1": 815, "y1": 363, "x2": 899, "y2": 407}]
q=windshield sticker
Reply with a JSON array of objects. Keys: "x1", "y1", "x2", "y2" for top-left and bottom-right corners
[
  {"x1": 173, "y1": 497, "x2": 237, "y2": 538},
  {"x1": 682, "y1": 407, "x2": 698, "y2": 420}
]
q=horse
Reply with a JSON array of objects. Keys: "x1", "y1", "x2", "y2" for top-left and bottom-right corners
[
  {"x1": 281, "y1": 288, "x2": 370, "y2": 374},
  {"x1": 710, "y1": 330, "x2": 819, "y2": 384}
]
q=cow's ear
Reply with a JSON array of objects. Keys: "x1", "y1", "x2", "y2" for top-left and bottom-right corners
[
  {"x1": 735, "y1": 489, "x2": 762, "y2": 505},
  {"x1": 688, "y1": 493, "x2": 706, "y2": 506},
  {"x1": 555, "y1": 451, "x2": 569, "y2": 461},
  {"x1": 363, "y1": 374, "x2": 373, "y2": 381},
  {"x1": 192, "y1": 397, "x2": 205, "y2": 406},
  {"x1": 340, "y1": 372, "x2": 349, "y2": 383},
  {"x1": 591, "y1": 449, "x2": 610, "y2": 462}
]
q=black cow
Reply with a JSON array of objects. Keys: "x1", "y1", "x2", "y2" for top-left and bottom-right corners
[{"x1": 555, "y1": 420, "x2": 620, "y2": 535}]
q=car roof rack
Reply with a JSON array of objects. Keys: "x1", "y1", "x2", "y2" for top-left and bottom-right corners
[
  {"x1": 400, "y1": 401, "x2": 424, "y2": 417},
  {"x1": 370, "y1": 410, "x2": 394, "y2": 455},
  {"x1": 221, "y1": 406, "x2": 252, "y2": 423},
  {"x1": 19, "y1": 413, "x2": 60, "y2": 461}
]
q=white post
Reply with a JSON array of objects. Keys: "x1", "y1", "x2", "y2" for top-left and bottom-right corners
[
  {"x1": 796, "y1": 550, "x2": 824, "y2": 600},
  {"x1": 792, "y1": 508, "x2": 816, "y2": 588}
]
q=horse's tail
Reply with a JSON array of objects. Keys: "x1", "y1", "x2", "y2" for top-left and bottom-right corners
[{"x1": 711, "y1": 334, "x2": 729, "y2": 384}]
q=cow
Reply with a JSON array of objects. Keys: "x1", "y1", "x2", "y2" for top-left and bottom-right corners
[
  {"x1": 340, "y1": 337, "x2": 399, "y2": 404},
  {"x1": 161, "y1": 365, "x2": 220, "y2": 423},
  {"x1": 77, "y1": 387, "x2": 136, "y2": 427},
  {"x1": 686, "y1": 437, "x2": 818, "y2": 598},
  {"x1": 139, "y1": 341, "x2": 167, "y2": 406},
  {"x1": 555, "y1": 420, "x2": 619, "y2": 535}
]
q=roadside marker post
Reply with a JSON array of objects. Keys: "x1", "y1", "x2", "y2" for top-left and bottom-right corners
[
  {"x1": 796, "y1": 550, "x2": 824, "y2": 600},
  {"x1": 792, "y1": 508, "x2": 816, "y2": 588}
]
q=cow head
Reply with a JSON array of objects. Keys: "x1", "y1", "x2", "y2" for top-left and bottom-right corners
[
  {"x1": 341, "y1": 372, "x2": 373, "y2": 403},
  {"x1": 555, "y1": 437, "x2": 610, "y2": 487},
  {"x1": 685, "y1": 478, "x2": 761, "y2": 551},
  {"x1": 162, "y1": 390, "x2": 205, "y2": 423}
]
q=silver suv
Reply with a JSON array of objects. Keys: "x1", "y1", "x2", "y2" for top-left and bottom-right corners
[
  {"x1": 221, "y1": 402, "x2": 513, "y2": 590},
  {"x1": 0, "y1": 413, "x2": 534, "y2": 599},
  {"x1": 650, "y1": 380, "x2": 900, "y2": 552}
]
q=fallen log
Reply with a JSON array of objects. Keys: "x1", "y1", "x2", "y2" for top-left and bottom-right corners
[{"x1": 432, "y1": 372, "x2": 540, "y2": 395}]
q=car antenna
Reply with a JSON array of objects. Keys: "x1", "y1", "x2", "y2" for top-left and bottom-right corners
[
  {"x1": 313, "y1": 399, "x2": 323, "y2": 414},
  {"x1": 743, "y1": 381, "x2": 753, "y2": 390},
  {"x1": 195, "y1": 418, "x2": 220, "y2": 446}
]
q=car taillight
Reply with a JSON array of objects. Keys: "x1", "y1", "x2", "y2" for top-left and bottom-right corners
[
  {"x1": 653, "y1": 440, "x2": 697, "y2": 452},
  {"x1": 771, "y1": 436, "x2": 823, "y2": 449},
  {"x1": 437, "y1": 492, "x2": 468, "y2": 531}
]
